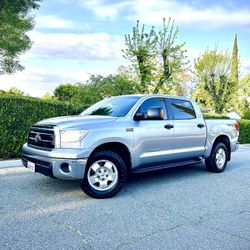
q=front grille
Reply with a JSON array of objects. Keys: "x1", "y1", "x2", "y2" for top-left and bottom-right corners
[{"x1": 28, "y1": 125, "x2": 55, "y2": 151}]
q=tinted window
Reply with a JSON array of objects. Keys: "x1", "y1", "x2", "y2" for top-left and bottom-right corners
[
  {"x1": 136, "y1": 98, "x2": 167, "y2": 119},
  {"x1": 170, "y1": 99, "x2": 196, "y2": 120},
  {"x1": 81, "y1": 96, "x2": 140, "y2": 117}
]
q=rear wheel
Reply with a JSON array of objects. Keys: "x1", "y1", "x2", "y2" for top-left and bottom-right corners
[
  {"x1": 80, "y1": 150, "x2": 127, "y2": 198},
  {"x1": 205, "y1": 142, "x2": 228, "y2": 173}
]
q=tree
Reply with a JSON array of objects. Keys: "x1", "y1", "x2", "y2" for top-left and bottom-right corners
[
  {"x1": 193, "y1": 48, "x2": 232, "y2": 113},
  {"x1": 42, "y1": 92, "x2": 54, "y2": 100},
  {"x1": 154, "y1": 18, "x2": 187, "y2": 93},
  {"x1": 54, "y1": 83, "x2": 99, "y2": 105},
  {"x1": 230, "y1": 34, "x2": 239, "y2": 88},
  {"x1": 0, "y1": 87, "x2": 25, "y2": 95},
  {"x1": 54, "y1": 73, "x2": 138, "y2": 105},
  {"x1": 222, "y1": 73, "x2": 250, "y2": 113},
  {"x1": 123, "y1": 18, "x2": 187, "y2": 94},
  {"x1": 0, "y1": 0, "x2": 41, "y2": 74},
  {"x1": 239, "y1": 73, "x2": 250, "y2": 97},
  {"x1": 123, "y1": 20, "x2": 157, "y2": 92},
  {"x1": 8, "y1": 87, "x2": 25, "y2": 95},
  {"x1": 234, "y1": 74, "x2": 250, "y2": 113},
  {"x1": 86, "y1": 73, "x2": 137, "y2": 98}
]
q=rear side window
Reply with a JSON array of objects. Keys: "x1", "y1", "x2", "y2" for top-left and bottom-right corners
[
  {"x1": 170, "y1": 99, "x2": 196, "y2": 120},
  {"x1": 137, "y1": 98, "x2": 167, "y2": 119}
]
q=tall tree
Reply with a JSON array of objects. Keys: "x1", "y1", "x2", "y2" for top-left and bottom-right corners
[
  {"x1": 123, "y1": 20, "x2": 157, "y2": 93},
  {"x1": 194, "y1": 48, "x2": 232, "y2": 113},
  {"x1": 0, "y1": 0, "x2": 41, "y2": 74},
  {"x1": 154, "y1": 18, "x2": 187, "y2": 93},
  {"x1": 123, "y1": 18, "x2": 187, "y2": 94},
  {"x1": 230, "y1": 34, "x2": 239, "y2": 88}
]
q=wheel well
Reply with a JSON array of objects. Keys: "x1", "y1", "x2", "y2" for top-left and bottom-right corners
[
  {"x1": 213, "y1": 135, "x2": 231, "y2": 161},
  {"x1": 88, "y1": 142, "x2": 132, "y2": 173}
]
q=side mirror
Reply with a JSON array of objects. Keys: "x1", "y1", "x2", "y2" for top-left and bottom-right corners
[
  {"x1": 134, "y1": 112, "x2": 145, "y2": 121},
  {"x1": 147, "y1": 107, "x2": 164, "y2": 120}
]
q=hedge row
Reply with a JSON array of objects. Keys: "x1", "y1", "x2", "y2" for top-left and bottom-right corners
[
  {"x1": 238, "y1": 119, "x2": 250, "y2": 144},
  {"x1": 0, "y1": 94, "x2": 87, "y2": 159},
  {"x1": 242, "y1": 108, "x2": 250, "y2": 119},
  {"x1": 0, "y1": 94, "x2": 249, "y2": 159},
  {"x1": 203, "y1": 113, "x2": 229, "y2": 119}
]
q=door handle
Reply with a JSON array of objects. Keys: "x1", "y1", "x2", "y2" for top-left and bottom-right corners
[
  {"x1": 197, "y1": 123, "x2": 205, "y2": 128},
  {"x1": 164, "y1": 124, "x2": 174, "y2": 130}
]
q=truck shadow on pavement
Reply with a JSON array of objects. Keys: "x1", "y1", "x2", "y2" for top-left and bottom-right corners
[
  {"x1": 32, "y1": 160, "x2": 238, "y2": 199},
  {"x1": 129, "y1": 159, "x2": 238, "y2": 183},
  {"x1": 34, "y1": 162, "x2": 208, "y2": 196},
  {"x1": 127, "y1": 162, "x2": 207, "y2": 186}
]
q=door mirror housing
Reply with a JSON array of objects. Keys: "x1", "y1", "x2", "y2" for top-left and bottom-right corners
[
  {"x1": 134, "y1": 107, "x2": 164, "y2": 121},
  {"x1": 134, "y1": 112, "x2": 145, "y2": 121},
  {"x1": 147, "y1": 107, "x2": 164, "y2": 120}
]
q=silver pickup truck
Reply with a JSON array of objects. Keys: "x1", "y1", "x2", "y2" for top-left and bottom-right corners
[{"x1": 22, "y1": 95, "x2": 239, "y2": 198}]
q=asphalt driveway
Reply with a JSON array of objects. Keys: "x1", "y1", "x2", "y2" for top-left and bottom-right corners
[{"x1": 0, "y1": 145, "x2": 250, "y2": 250}]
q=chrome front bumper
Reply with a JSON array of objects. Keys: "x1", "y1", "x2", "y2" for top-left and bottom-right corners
[
  {"x1": 231, "y1": 142, "x2": 239, "y2": 152},
  {"x1": 22, "y1": 143, "x2": 90, "y2": 180},
  {"x1": 22, "y1": 154, "x2": 87, "y2": 180}
]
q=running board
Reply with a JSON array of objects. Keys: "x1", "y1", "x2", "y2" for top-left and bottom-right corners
[{"x1": 132, "y1": 158, "x2": 203, "y2": 174}]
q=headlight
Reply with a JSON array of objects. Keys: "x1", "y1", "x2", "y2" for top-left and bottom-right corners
[{"x1": 60, "y1": 130, "x2": 88, "y2": 143}]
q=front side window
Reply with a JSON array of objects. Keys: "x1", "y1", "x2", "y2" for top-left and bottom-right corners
[
  {"x1": 136, "y1": 98, "x2": 167, "y2": 119},
  {"x1": 170, "y1": 99, "x2": 196, "y2": 120}
]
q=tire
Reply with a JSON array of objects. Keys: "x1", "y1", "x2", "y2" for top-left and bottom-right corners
[
  {"x1": 205, "y1": 142, "x2": 228, "y2": 173},
  {"x1": 80, "y1": 150, "x2": 127, "y2": 198}
]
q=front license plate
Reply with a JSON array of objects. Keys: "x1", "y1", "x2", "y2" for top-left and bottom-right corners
[{"x1": 27, "y1": 161, "x2": 35, "y2": 172}]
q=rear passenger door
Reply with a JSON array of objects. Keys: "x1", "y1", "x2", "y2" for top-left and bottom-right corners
[{"x1": 168, "y1": 98, "x2": 206, "y2": 160}]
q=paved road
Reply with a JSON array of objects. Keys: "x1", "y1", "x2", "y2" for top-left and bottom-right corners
[{"x1": 0, "y1": 146, "x2": 250, "y2": 250}]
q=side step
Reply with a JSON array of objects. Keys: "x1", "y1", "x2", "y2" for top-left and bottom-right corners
[{"x1": 132, "y1": 158, "x2": 203, "y2": 174}]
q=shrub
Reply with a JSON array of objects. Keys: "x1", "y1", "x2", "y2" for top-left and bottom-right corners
[
  {"x1": 242, "y1": 108, "x2": 250, "y2": 120},
  {"x1": 203, "y1": 113, "x2": 229, "y2": 119},
  {"x1": 0, "y1": 94, "x2": 88, "y2": 159},
  {"x1": 238, "y1": 119, "x2": 250, "y2": 144}
]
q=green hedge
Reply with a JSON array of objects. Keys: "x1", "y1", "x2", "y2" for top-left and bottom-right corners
[
  {"x1": 238, "y1": 119, "x2": 250, "y2": 144},
  {"x1": 0, "y1": 95, "x2": 249, "y2": 159},
  {"x1": 0, "y1": 94, "x2": 87, "y2": 159},
  {"x1": 203, "y1": 113, "x2": 229, "y2": 119},
  {"x1": 242, "y1": 108, "x2": 250, "y2": 119}
]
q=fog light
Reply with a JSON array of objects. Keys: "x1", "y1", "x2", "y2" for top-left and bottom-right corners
[{"x1": 60, "y1": 163, "x2": 71, "y2": 173}]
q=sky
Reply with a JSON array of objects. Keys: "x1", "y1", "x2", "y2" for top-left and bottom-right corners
[{"x1": 0, "y1": 0, "x2": 250, "y2": 97}]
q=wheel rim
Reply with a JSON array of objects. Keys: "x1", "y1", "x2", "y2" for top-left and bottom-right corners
[
  {"x1": 87, "y1": 160, "x2": 118, "y2": 191},
  {"x1": 215, "y1": 148, "x2": 226, "y2": 169}
]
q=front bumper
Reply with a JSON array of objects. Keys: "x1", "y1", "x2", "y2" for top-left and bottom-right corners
[
  {"x1": 22, "y1": 143, "x2": 90, "y2": 180},
  {"x1": 231, "y1": 142, "x2": 239, "y2": 152},
  {"x1": 22, "y1": 154, "x2": 87, "y2": 180}
]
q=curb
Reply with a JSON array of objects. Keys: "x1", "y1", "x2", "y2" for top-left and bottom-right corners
[
  {"x1": 239, "y1": 144, "x2": 250, "y2": 148},
  {"x1": 0, "y1": 159, "x2": 22, "y2": 169}
]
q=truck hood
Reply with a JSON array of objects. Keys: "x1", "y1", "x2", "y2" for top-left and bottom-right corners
[{"x1": 35, "y1": 115, "x2": 117, "y2": 129}]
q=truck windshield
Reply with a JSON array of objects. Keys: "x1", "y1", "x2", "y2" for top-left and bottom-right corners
[{"x1": 81, "y1": 96, "x2": 141, "y2": 117}]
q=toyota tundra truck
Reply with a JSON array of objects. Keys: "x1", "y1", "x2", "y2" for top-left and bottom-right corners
[{"x1": 22, "y1": 95, "x2": 239, "y2": 198}]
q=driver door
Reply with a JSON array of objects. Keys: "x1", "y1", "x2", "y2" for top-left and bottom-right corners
[{"x1": 132, "y1": 97, "x2": 175, "y2": 168}]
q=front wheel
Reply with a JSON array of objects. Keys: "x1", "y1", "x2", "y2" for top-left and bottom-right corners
[
  {"x1": 80, "y1": 150, "x2": 127, "y2": 198},
  {"x1": 205, "y1": 142, "x2": 228, "y2": 173}
]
